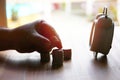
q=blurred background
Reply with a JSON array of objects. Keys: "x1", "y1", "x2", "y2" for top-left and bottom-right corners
[
  {"x1": 6, "y1": 0, "x2": 120, "y2": 28},
  {"x1": 0, "y1": 1, "x2": 120, "y2": 80}
]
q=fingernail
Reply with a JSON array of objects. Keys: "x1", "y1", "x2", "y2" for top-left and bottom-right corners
[{"x1": 53, "y1": 36, "x2": 59, "y2": 42}]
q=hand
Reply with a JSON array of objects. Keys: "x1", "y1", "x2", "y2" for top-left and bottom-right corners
[
  {"x1": 35, "y1": 20, "x2": 62, "y2": 49},
  {"x1": 12, "y1": 20, "x2": 62, "y2": 53}
]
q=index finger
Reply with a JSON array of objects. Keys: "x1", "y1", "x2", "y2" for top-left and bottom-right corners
[{"x1": 50, "y1": 36, "x2": 62, "y2": 49}]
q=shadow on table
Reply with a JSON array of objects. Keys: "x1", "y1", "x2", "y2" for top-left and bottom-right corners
[
  {"x1": 92, "y1": 55, "x2": 108, "y2": 68},
  {"x1": 0, "y1": 50, "x2": 53, "y2": 71}
]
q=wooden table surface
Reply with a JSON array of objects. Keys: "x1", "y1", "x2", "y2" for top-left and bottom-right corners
[{"x1": 0, "y1": 12, "x2": 120, "y2": 80}]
